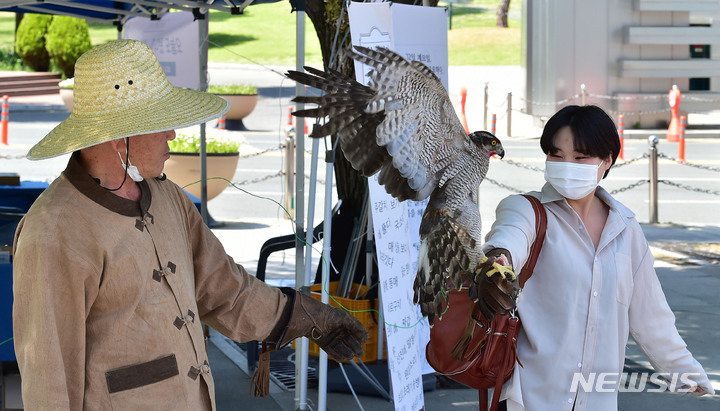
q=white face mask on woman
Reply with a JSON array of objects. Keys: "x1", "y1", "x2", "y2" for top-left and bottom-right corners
[{"x1": 544, "y1": 160, "x2": 604, "y2": 200}]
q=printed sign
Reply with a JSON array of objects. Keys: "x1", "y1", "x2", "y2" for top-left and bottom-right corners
[
  {"x1": 349, "y1": 3, "x2": 448, "y2": 410},
  {"x1": 124, "y1": 12, "x2": 200, "y2": 90}
]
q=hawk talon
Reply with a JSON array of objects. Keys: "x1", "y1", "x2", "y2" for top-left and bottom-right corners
[{"x1": 485, "y1": 262, "x2": 516, "y2": 280}]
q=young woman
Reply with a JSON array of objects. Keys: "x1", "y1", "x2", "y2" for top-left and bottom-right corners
[{"x1": 483, "y1": 105, "x2": 713, "y2": 410}]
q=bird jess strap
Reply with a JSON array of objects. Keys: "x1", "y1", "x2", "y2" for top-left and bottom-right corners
[{"x1": 426, "y1": 194, "x2": 547, "y2": 411}]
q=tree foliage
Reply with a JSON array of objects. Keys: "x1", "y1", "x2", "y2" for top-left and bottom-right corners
[
  {"x1": 45, "y1": 16, "x2": 92, "y2": 78},
  {"x1": 15, "y1": 13, "x2": 53, "y2": 72}
]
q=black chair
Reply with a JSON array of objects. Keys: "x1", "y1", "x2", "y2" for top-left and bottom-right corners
[{"x1": 246, "y1": 202, "x2": 341, "y2": 371}]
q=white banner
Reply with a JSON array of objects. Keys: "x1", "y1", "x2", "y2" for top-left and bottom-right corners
[
  {"x1": 349, "y1": 3, "x2": 448, "y2": 410},
  {"x1": 124, "y1": 12, "x2": 200, "y2": 90}
]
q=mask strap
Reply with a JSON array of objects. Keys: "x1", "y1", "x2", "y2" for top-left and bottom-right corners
[{"x1": 106, "y1": 139, "x2": 130, "y2": 192}]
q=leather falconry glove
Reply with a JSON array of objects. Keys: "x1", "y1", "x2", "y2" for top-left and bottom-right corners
[
  {"x1": 252, "y1": 288, "x2": 369, "y2": 397},
  {"x1": 276, "y1": 290, "x2": 369, "y2": 360},
  {"x1": 469, "y1": 248, "x2": 519, "y2": 322}
]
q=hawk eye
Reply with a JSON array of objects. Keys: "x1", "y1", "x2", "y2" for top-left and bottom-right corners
[{"x1": 491, "y1": 141, "x2": 496, "y2": 146}]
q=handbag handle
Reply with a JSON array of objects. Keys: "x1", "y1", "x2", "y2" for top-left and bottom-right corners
[{"x1": 518, "y1": 195, "x2": 547, "y2": 288}]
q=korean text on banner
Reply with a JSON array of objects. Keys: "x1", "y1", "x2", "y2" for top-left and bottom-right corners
[{"x1": 124, "y1": 12, "x2": 200, "y2": 90}]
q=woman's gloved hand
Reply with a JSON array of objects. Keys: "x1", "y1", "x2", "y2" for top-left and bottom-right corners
[{"x1": 469, "y1": 248, "x2": 519, "y2": 322}]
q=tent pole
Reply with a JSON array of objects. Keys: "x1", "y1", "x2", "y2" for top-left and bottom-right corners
[
  {"x1": 318, "y1": 145, "x2": 335, "y2": 411},
  {"x1": 294, "y1": 5, "x2": 308, "y2": 411},
  {"x1": 198, "y1": 11, "x2": 209, "y2": 225}
]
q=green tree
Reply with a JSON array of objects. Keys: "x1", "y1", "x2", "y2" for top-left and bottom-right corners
[
  {"x1": 15, "y1": 13, "x2": 53, "y2": 72},
  {"x1": 45, "y1": 16, "x2": 92, "y2": 78}
]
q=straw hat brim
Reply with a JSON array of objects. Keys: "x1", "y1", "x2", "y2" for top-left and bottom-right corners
[{"x1": 28, "y1": 87, "x2": 229, "y2": 160}]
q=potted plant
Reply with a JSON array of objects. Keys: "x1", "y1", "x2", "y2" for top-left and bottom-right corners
[
  {"x1": 59, "y1": 78, "x2": 73, "y2": 111},
  {"x1": 208, "y1": 84, "x2": 258, "y2": 130},
  {"x1": 163, "y1": 126, "x2": 244, "y2": 201}
]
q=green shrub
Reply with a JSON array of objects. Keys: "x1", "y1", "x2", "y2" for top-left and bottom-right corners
[
  {"x1": 14, "y1": 14, "x2": 53, "y2": 72},
  {"x1": 169, "y1": 129, "x2": 242, "y2": 154},
  {"x1": 0, "y1": 49, "x2": 28, "y2": 71},
  {"x1": 45, "y1": 16, "x2": 92, "y2": 78},
  {"x1": 207, "y1": 84, "x2": 257, "y2": 95}
]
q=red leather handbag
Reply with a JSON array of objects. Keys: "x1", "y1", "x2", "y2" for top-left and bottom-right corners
[{"x1": 426, "y1": 195, "x2": 547, "y2": 411}]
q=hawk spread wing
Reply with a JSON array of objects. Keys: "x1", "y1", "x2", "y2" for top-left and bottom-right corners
[{"x1": 286, "y1": 46, "x2": 505, "y2": 325}]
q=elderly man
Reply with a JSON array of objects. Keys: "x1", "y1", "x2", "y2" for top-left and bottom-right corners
[{"x1": 12, "y1": 39, "x2": 367, "y2": 410}]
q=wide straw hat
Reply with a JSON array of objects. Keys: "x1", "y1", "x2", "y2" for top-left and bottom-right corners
[{"x1": 28, "y1": 39, "x2": 229, "y2": 160}]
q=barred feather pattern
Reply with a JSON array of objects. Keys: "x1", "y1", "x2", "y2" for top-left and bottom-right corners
[{"x1": 285, "y1": 47, "x2": 504, "y2": 325}]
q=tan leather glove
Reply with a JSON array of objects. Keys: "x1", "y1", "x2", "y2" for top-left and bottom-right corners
[
  {"x1": 275, "y1": 289, "x2": 369, "y2": 362},
  {"x1": 469, "y1": 248, "x2": 519, "y2": 322}
]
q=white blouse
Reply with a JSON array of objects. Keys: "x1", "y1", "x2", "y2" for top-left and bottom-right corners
[{"x1": 482, "y1": 184, "x2": 713, "y2": 411}]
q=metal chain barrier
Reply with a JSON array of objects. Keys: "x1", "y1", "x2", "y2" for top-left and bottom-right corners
[
  {"x1": 609, "y1": 180, "x2": 648, "y2": 195},
  {"x1": 610, "y1": 153, "x2": 648, "y2": 169},
  {"x1": 231, "y1": 170, "x2": 283, "y2": 186},
  {"x1": 682, "y1": 95, "x2": 720, "y2": 103},
  {"x1": 500, "y1": 158, "x2": 544, "y2": 173},
  {"x1": 587, "y1": 93, "x2": 664, "y2": 102},
  {"x1": 517, "y1": 94, "x2": 580, "y2": 107},
  {"x1": 658, "y1": 179, "x2": 720, "y2": 196},
  {"x1": 485, "y1": 177, "x2": 523, "y2": 194},
  {"x1": 239, "y1": 145, "x2": 282, "y2": 159},
  {"x1": 657, "y1": 152, "x2": 720, "y2": 173},
  {"x1": 605, "y1": 108, "x2": 671, "y2": 116}
]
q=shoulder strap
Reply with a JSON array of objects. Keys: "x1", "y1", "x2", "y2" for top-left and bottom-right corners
[{"x1": 518, "y1": 195, "x2": 547, "y2": 288}]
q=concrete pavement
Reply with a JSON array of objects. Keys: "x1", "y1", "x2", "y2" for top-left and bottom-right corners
[{"x1": 2, "y1": 65, "x2": 719, "y2": 410}]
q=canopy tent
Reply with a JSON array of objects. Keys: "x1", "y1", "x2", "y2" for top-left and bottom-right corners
[
  {"x1": 1, "y1": 1, "x2": 322, "y2": 409},
  {"x1": 1, "y1": 0, "x2": 266, "y2": 25}
]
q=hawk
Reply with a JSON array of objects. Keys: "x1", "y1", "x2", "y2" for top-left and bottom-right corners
[{"x1": 286, "y1": 46, "x2": 506, "y2": 326}]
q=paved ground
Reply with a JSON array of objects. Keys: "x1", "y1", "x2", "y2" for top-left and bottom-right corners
[{"x1": 2, "y1": 64, "x2": 720, "y2": 410}]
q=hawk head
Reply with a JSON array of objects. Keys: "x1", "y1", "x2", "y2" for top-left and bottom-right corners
[{"x1": 470, "y1": 131, "x2": 505, "y2": 159}]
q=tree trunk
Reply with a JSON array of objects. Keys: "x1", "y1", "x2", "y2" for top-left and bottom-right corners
[
  {"x1": 15, "y1": 13, "x2": 24, "y2": 50},
  {"x1": 496, "y1": 0, "x2": 511, "y2": 28}
]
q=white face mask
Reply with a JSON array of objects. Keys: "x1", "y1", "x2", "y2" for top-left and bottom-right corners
[
  {"x1": 118, "y1": 151, "x2": 144, "y2": 182},
  {"x1": 544, "y1": 160, "x2": 604, "y2": 200}
]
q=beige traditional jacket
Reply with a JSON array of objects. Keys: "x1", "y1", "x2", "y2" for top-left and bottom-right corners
[{"x1": 13, "y1": 153, "x2": 288, "y2": 410}]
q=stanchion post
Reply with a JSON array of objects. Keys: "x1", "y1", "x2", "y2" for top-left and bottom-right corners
[
  {"x1": 678, "y1": 115, "x2": 686, "y2": 163},
  {"x1": 1, "y1": 95, "x2": 8, "y2": 146},
  {"x1": 218, "y1": 115, "x2": 226, "y2": 130},
  {"x1": 648, "y1": 135, "x2": 659, "y2": 224},
  {"x1": 581, "y1": 84, "x2": 586, "y2": 106},
  {"x1": 491, "y1": 113, "x2": 496, "y2": 135},
  {"x1": 483, "y1": 82, "x2": 488, "y2": 130},
  {"x1": 506, "y1": 92, "x2": 512, "y2": 137},
  {"x1": 618, "y1": 114, "x2": 625, "y2": 160}
]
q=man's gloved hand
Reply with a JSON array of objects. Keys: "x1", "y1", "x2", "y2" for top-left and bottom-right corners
[
  {"x1": 468, "y1": 248, "x2": 519, "y2": 322},
  {"x1": 277, "y1": 291, "x2": 369, "y2": 362}
]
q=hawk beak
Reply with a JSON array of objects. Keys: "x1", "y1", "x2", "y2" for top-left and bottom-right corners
[{"x1": 495, "y1": 148, "x2": 505, "y2": 159}]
